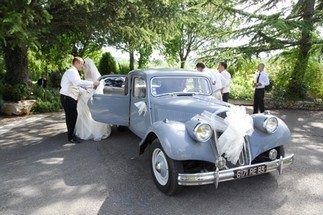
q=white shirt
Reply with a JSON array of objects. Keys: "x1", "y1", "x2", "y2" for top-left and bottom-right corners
[
  {"x1": 220, "y1": 70, "x2": 231, "y2": 93},
  {"x1": 203, "y1": 68, "x2": 225, "y2": 92},
  {"x1": 60, "y1": 66, "x2": 94, "y2": 100},
  {"x1": 255, "y1": 71, "x2": 270, "y2": 89}
]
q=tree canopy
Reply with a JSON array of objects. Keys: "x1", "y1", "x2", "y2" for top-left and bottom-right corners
[{"x1": 0, "y1": 0, "x2": 322, "y2": 99}]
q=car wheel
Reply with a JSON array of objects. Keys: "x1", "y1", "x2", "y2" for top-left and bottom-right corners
[
  {"x1": 278, "y1": 145, "x2": 285, "y2": 157},
  {"x1": 117, "y1": 125, "x2": 128, "y2": 132},
  {"x1": 150, "y1": 139, "x2": 183, "y2": 195}
]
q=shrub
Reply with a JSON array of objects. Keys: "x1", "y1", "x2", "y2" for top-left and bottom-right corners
[
  {"x1": 285, "y1": 80, "x2": 307, "y2": 100},
  {"x1": 31, "y1": 85, "x2": 62, "y2": 113},
  {"x1": 0, "y1": 83, "x2": 32, "y2": 102},
  {"x1": 99, "y1": 52, "x2": 117, "y2": 75},
  {"x1": 48, "y1": 70, "x2": 64, "y2": 88},
  {"x1": 229, "y1": 59, "x2": 257, "y2": 99},
  {"x1": 118, "y1": 62, "x2": 130, "y2": 74}
]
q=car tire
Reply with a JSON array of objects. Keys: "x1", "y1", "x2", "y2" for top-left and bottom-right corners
[
  {"x1": 150, "y1": 139, "x2": 183, "y2": 195},
  {"x1": 117, "y1": 125, "x2": 128, "y2": 132},
  {"x1": 278, "y1": 145, "x2": 285, "y2": 157}
]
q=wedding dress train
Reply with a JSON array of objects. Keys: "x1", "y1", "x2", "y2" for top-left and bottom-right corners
[{"x1": 75, "y1": 58, "x2": 111, "y2": 141}]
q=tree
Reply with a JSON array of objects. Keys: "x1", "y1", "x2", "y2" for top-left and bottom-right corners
[
  {"x1": 0, "y1": 0, "x2": 51, "y2": 85},
  {"x1": 102, "y1": 0, "x2": 180, "y2": 70},
  {"x1": 162, "y1": 0, "x2": 229, "y2": 68},
  {"x1": 0, "y1": 0, "x2": 113, "y2": 85},
  {"x1": 138, "y1": 44, "x2": 153, "y2": 69},
  {"x1": 206, "y1": 0, "x2": 323, "y2": 97},
  {"x1": 99, "y1": 52, "x2": 117, "y2": 75}
]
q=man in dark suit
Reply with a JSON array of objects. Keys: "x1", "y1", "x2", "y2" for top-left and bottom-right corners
[{"x1": 37, "y1": 74, "x2": 47, "y2": 88}]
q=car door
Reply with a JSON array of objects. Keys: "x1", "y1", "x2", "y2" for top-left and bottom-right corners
[
  {"x1": 88, "y1": 75, "x2": 130, "y2": 126},
  {"x1": 129, "y1": 76, "x2": 151, "y2": 138}
]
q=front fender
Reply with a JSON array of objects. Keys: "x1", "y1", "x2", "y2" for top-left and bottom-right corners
[
  {"x1": 139, "y1": 120, "x2": 216, "y2": 163},
  {"x1": 249, "y1": 116, "x2": 291, "y2": 160}
]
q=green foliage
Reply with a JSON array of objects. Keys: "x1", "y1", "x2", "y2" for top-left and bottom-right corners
[
  {"x1": 286, "y1": 80, "x2": 307, "y2": 100},
  {"x1": 0, "y1": 1, "x2": 51, "y2": 49},
  {"x1": 270, "y1": 50, "x2": 323, "y2": 100},
  {"x1": 48, "y1": 70, "x2": 65, "y2": 89},
  {"x1": 162, "y1": 1, "x2": 229, "y2": 68},
  {"x1": 0, "y1": 55, "x2": 5, "y2": 78},
  {"x1": 229, "y1": 59, "x2": 257, "y2": 99},
  {"x1": 203, "y1": 0, "x2": 322, "y2": 97},
  {"x1": 117, "y1": 62, "x2": 130, "y2": 74},
  {"x1": 31, "y1": 85, "x2": 62, "y2": 113},
  {"x1": 303, "y1": 56, "x2": 323, "y2": 98},
  {"x1": 0, "y1": 83, "x2": 32, "y2": 102},
  {"x1": 99, "y1": 52, "x2": 117, "y2": 74},
  {"x1": 0, "y1": 96, "x2": 4, "y2": 114},
  {"x1": 138, "y1": 45, "x2": 153, "y2": 68}
]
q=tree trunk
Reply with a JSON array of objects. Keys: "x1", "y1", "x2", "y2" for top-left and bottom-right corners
[
  {"x1": 180, "y1": 59, "x2": 185, "y2": 68},
  {"x1": 289, "y1": 0, "x2": 315, "y2": 89},
  {"x1": 3, "y1": 45, "x2": 30, "y2": 85},
  {"x1": 138, "y1": 52, "x2": 144, "y2": 69},
  {"x1": 129, "y1": 51, "x2": 135, "y2": 71}
]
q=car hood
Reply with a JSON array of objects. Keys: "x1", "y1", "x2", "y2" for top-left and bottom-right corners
[{"x1": 150, "y1": 95, "x2": 231, "y2": 122}]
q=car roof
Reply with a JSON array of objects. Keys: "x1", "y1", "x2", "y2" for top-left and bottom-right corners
[{"x1": 129, "y1": 68, "x2": 207, "y2": 78}]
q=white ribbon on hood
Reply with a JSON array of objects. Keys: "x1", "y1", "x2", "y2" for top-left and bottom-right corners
[
  {"x1": 200, "y1": 106, "x2": 254, "y2": 164},
  {"x1": 218, "y1": 106, "x2": 253, "y2": 164}
]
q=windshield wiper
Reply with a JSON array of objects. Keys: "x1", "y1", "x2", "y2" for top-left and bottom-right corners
[{"x1": 174, "y1": 92, "x2": 195, "y2": 96}]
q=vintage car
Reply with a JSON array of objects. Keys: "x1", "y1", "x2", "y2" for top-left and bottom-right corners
[{"x1": 88, "y1": 68, "x2": 294, "y2": 195}]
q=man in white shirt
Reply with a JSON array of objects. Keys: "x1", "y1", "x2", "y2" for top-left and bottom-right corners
[
  {"x1": 253, "y1": 63, "x2": 270, "y2": 114},
  {"x1": 60, "y1": 56, "x2": 100, "y2": 143},
  {"x1": 196, "y1": 62, "x2": 225, "y2": 100},
  {"x1": 218, "y1": 62, "x2": 231, "y2": 102}
]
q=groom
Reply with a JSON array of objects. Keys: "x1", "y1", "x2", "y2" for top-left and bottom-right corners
[{"x1": 60, "y1": 56, "x2": 100, "y2": 143}]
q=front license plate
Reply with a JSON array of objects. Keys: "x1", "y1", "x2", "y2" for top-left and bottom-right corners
[{"x1": 234, "y1": 165, "x2": 267, "y2": 179}]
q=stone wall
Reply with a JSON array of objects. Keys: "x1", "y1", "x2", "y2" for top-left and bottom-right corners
[
  {"x1": 3, "y1": 100, "x2": 36, "y2": 116},
  {"x1": 231, "y1": 94, "x2": 323, "y2": 111}
]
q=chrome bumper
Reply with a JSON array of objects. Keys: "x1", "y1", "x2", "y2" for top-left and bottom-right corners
[{"x1": 178, "y1": 154, "x2": 294, "y2": 188}]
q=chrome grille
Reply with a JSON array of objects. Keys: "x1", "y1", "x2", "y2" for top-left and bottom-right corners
[{"x1": 215, "y1": 134, "x2": 251, "y2": 170}]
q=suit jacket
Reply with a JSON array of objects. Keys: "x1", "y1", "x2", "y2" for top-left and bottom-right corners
[{"x1": 37, "y1": 78, "x2": 47, "y2": 88}]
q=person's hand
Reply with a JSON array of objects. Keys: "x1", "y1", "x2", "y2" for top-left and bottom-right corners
[{"x1": 93, "y1": 80, "x2": 100, "y2": 87}]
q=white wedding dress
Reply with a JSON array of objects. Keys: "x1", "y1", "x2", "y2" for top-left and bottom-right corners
[{"x1": 75, "y1": 58, "x2": 111, "y2": 141}]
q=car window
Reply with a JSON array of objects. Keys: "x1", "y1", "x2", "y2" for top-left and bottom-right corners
[
  {"x1": 102, "y1": 76, "x2": 127, "y2": 95},
  {"x1": 151, "y1": 77, "x2": 211, "y2": 96},
  {"x1": 133, "y1": 77, "x2": 146, "y2": 98}
]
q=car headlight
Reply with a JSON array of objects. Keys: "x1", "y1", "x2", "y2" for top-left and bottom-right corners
[
  {"x1": 193, "y1": 123, "x2": 213, "y2": 142},
  {"x1": 263, "y1": 117, "x2": 278, "y2": 133}
]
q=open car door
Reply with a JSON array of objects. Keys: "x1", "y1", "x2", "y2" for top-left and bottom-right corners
[{"x1": 88, "y1": 75, "x2": 130, "y2": 126}]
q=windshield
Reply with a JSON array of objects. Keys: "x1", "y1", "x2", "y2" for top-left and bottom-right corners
[{"x1": 151, "y1": 76, "x2": 212, "y2": 96}]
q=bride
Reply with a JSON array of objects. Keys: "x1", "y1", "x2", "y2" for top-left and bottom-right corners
[{"x1": 75, "y1": 57, "x2": 111, "y2": 141}]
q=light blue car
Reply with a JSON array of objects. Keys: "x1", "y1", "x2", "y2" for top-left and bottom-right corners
[{"x1": 89, "y1": 68, "x2": 294, "y2": 195}]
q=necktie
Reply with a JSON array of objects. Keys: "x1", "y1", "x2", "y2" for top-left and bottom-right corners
[{"x1": 256, "y1": 72, "x2": 261, "y2": 83}]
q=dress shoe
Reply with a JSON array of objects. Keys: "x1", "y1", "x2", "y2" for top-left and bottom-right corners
[
  {"x1": 74, "y1": 136, "x2": 83, "y2": 143},
  {"x1": 68, "y1": 138, "x2": 81, "y2": 144}
]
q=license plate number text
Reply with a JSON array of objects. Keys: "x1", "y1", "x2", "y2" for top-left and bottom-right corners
[{"x1": 234, "y1": 165, "x2": 267, "y2": 179}]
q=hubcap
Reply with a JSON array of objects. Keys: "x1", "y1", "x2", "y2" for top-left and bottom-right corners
[
  {"x1": 155, "y1": 162, "x2": 161, "y2": 172},
  {"x1": 152, "y1": 148, "x2": 169, "y2": 186}
]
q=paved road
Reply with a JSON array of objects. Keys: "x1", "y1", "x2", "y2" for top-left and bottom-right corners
[{"x1": 0, "y1": 109, "x2": 322, "y2": 215}]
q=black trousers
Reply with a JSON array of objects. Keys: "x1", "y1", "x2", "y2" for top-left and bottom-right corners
[
  {"x1": 253, "y1": 88, "x2": 265, "y2": 113},
  {"x1": 222, "y1": 92, "x2": 229, "y2": 102},
  {"x1": 60, "y1": 94, "x2": 78, "y2": 140}
]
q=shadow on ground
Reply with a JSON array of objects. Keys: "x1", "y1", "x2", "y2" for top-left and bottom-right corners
[{"x1": 0, "y1": 110, "x2": 322, "y2": 215}]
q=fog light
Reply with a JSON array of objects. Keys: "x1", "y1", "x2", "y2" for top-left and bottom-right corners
[{"x1": 269, "y1": 149, "x2": 278, "y2": 160}]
